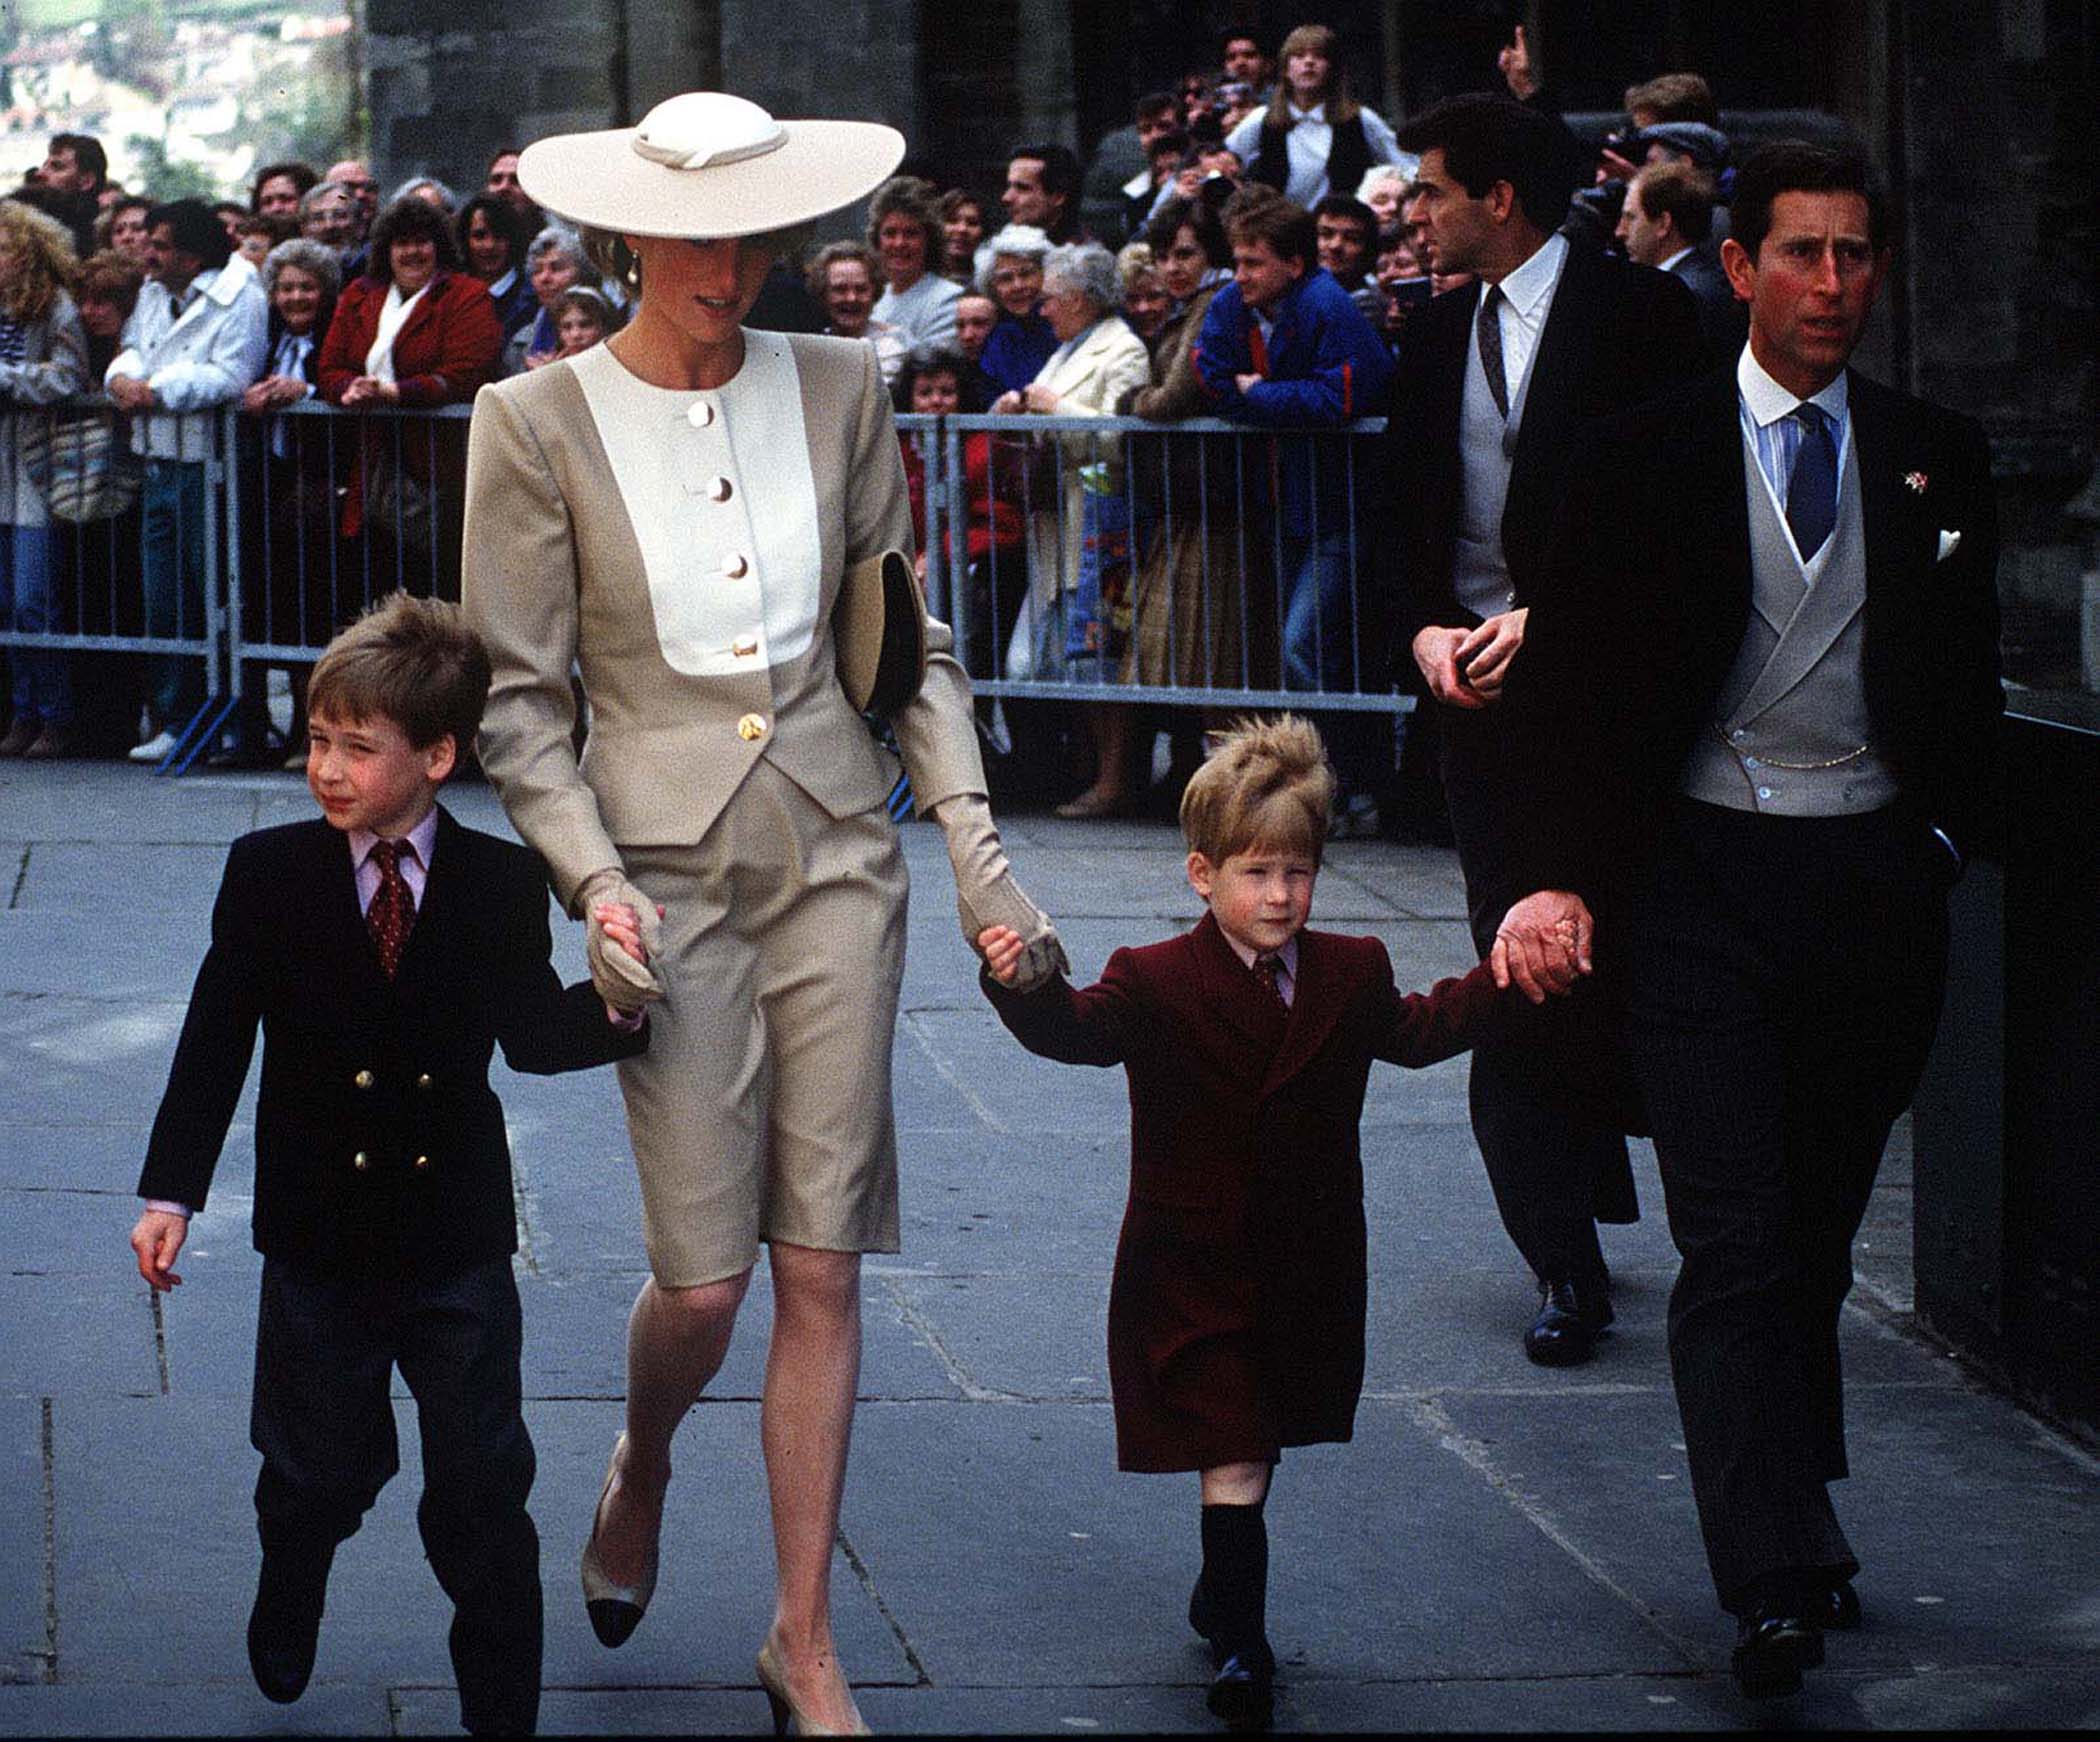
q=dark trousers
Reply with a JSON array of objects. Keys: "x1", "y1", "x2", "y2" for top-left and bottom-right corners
[
  {"x1": 1440, "y1": 709, "x2": 1635, "y2": 1284},
  {"x1": 252, "y1": 1256, "x2": 540, "y2": 1732},
  {"x1": 1626, "y1": 799, "x2": 1949, "y2": 1611}
]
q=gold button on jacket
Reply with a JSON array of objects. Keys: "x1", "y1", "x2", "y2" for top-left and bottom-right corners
[
  {"x1": 416, "y1": 1073, "x2": 434, "y2": 1091},
  {"x1": 413, "y1": 1154, "x2": 431, "y2": 1173},
  {"x1": 737, "y1": 713, "x2": 768, "y2": 742},
  {"x1": 354, "y1": 1069, "x2": 375, "y2": 1090},
  {"x1": 352, "y1": 1151, "x2": 370, "y2": 1171}
]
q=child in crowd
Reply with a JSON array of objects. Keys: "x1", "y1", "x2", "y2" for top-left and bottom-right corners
[
  {"x1": 979, "y1": 716, "x2": 1565, "y2": 1730},
  {"x1": 128, "y1": 593, "x2": 649, "y2": 1736},
  {"x1": 552, "y1": 284, "x2": 616, "y2": 359}
]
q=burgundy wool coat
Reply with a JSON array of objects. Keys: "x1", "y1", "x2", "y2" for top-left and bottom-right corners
[{"x1": 984, "y1": 912, "x2": 1501, "y2": 1472}]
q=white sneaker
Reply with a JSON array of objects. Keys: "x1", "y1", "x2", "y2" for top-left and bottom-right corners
[{"x1": 128, "y1": 729, "x2": 179, "y2": 764}]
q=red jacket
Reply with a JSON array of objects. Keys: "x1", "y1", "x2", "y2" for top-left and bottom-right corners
[
  {"x1": 901, "y1": 430, "x2": 1026, "y2": 564},
  {"x1": 984, "y1": 912, "x2": 1501, "y2": 1472},
  {"x1": 318, "y1": 270, "x2": 503, "y2": 538}
]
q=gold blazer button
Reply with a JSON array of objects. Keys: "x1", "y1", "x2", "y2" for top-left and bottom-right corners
[
  {"x1": 686, "y1": 400, "x2": 715, "y2": 428},
  {"x1": 732, "y1": 636, "x2": 758, "y2": 659},
  {"x1": 353, "y1": 1069, "x2": 375, "y2": 1090},
  {"x1": 416, "y1": 1072, "x2": 434, "y2": 1091},
  {"x1": 707, "y1": 476, "x2": 732, "y2": 502},
  {"x1": 413, "y1": 1154, "x2": 431, "y2": 1173},
  {"x1": 352, "y1": 1151, "x2": 370, "y2": 1171},
  {"x1": 737, "y1": 713, "x2": 768, "y2": 742},
  {"x1": 721, "y1": 552, "x2": 749, "y2": 579}
]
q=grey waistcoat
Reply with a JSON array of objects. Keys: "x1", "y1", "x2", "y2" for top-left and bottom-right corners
[
  {"x1": 1449, "y1": 295, "x2": 1552, "y2": 621},
  {"x1": 1680, "y1": 427, "x2": 1900, "y2": 816}
]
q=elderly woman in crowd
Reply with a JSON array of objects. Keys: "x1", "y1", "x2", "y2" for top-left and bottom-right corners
[
  {"x1": 510, "y1": 224, "x2": 596, "y2": 371},
  {"x1": 0, "y1": 200, "x2": 88, "y2": 760},
  {"x1": 455, "y1": 192, "x2": 538, "y2": 338},
  {"x1": 1225, "y1": 22, "x2": 1408, "y2": 207},
  {"x1": 937, "y1": 188, "x2": 986, "y2": 285},
  {"x1": 319, "y1": 194, "x2": 503, "y2": 596},
  {"x1": 974, "y1": 222, "x2": 1055, "y2": 396},
  {"x1": 465, "y1": 91, "x2": 1058, "y2": 1735},
  {"x1": 1356, "y1": 162, "x2": 1414, "y2": 228},
  {"x1": 504, "y1": 224, "x2": 591, "y2": 373},
  {"x1": 869, "y1": 175, "x2": 962, "y2": 349},
  {"x1": 993, "y1": 239, "x2": 1149, "y2": 815},
  {"x1": 226, "y1": 237, "x2": 342, "y2": 765},
  {"x1": 389, "y1": 175, "x2": 458, "y2": 215},
  {"x1": 806, "y1": 239, "x2": 905, "y2": 383}
]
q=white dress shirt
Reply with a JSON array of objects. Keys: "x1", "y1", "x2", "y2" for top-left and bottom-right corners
[{"x1": 1478, "y1": 231, "x2": 1569, "y2": 417}]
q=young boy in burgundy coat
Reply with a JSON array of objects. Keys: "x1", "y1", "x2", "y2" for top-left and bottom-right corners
[{"x1": 980, "y1": 715, "x2": 1572, "y2": 1730}]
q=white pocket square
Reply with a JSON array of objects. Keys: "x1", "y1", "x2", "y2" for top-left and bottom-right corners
[{"x1": 1936, "y1": 529, "x2": 1962, "y2": 562}]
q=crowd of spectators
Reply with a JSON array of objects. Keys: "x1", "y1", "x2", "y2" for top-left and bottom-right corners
[{"x1": 0, "y1": 23, "x2": 1748, "y2": 828}]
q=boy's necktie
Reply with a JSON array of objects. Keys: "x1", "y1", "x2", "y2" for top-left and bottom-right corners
[
  {"x1": 1252, "y1": 953, "x2": 1288, "y2": 1012},
  {"x1": 367, "y1": 840, "x2": 415, "y2": 979}
]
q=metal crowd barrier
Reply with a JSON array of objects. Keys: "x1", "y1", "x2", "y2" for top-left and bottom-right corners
[
  {"x1": 0, "y1": 398, "x2": 1405, "y2": 775},
  {"x1": 900, "y1": 411, "x2": 1407, "y2": 714}
]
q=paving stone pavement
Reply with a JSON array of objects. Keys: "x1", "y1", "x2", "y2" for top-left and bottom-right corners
[{"x1": 3, "y1": 760, "x2": 2098, "y2": 1736}]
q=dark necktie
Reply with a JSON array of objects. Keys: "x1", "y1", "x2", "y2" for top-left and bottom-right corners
[
  {"x1": 1786, "y1": 402, "x2": 1839, "y2": 562},
  {"x1": 1476, "y1": 285, "x2": 1509, "y2": 419},
  {"x1": 366, "y1": 840, "x2": 416, "y2": 979},
  {"x1": 1252, "y1": 953, "x2": 1288, "y2": 1013}
]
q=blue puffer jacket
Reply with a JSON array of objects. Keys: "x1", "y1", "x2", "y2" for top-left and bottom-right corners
[{"x1": 1193, "y1": 267, "x2": 1393, "y2": 540}]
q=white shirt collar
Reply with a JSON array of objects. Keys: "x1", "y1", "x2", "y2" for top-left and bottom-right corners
[
  {"x1": 488, "y1": 266, "x2": 517, "y2": 297},
  {"x1": 1218, "y1": 927, "x2": 1300, "y2": 979},
  {"x1": 197, "y1": 254, "x2": 258, "y2": 309},
  {"x1": 1736, "y1": 343, "x2": 1848, "y2": 431},
  {"x1": 1487, "y1": 230, "x2": 1567, "y2": 321},
  {"x1": 1658, "y1": 245, "x2": 1696, "y2": 274},
  {"x1": 349, "y1": 804, "x2": 439, "y2": 870},
  {"x1": 1287, "y1": 99, "x2": 1328, "y2": 124}
]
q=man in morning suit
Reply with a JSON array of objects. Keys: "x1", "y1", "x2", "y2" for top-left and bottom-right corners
[
  {"x1": 1497, "y1": 141, "x2": 2002, "y2": 1697},
  {"x1": 1378, "y1": 93, "x2": 1704, "y2": 1365},
  {"x1": 1618, "y1": 158, "x2": 1747, "y2": 367}
]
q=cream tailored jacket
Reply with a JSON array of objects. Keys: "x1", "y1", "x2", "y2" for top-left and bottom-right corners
[
  {"x1": 462, "y1": 332, "x2": 987, "y2": 910},
  {"x1": 1021, "y1": 312, "x2": 1151, "y2": 601}
]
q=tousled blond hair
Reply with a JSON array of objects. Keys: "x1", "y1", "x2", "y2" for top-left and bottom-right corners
[
  {"x1": 1180, "y1": 714, "x2": 1335, "y2": 867},
  {"x1": 0, "y1": 200, "x2": 79, "y2": 324}
]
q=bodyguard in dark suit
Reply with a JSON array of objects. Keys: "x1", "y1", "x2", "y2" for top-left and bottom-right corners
[
  {"x1": 1378, "y1": 94, "x2": 1704, "y2": 1364},
  {"x1": 1617, "y1": 159, "x2": 1748, "y2": 367},
  {"x1": 132, "y1": 596, "x2": 647, "y2": 1735},
  {"x1": 1500, "y1": 143, "x2": 2002, "y2": 1696}
]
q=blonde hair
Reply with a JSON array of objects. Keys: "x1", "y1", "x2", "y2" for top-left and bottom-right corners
[
  {"x1": 308, "y1": 593, "x2": 491, "y2": 753},
  {"x1": 1267, "y1": 23, "x2": 1359, "y2": 131},
  {"x1": 0, "y1": 200, "x2": 79, "y2": 324},
  {"x1": 1180, "y1": 714, "x2": 1335, "y2": 866}
]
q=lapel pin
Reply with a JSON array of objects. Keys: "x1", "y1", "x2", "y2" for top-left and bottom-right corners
[{"x1": 1904, "y1": 470, "x2": 1929, "y2": 494}]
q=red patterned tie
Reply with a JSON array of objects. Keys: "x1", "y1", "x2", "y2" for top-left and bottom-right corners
[
  {"x1": 1253, "y1": 953, "x2": 1288, "y2": 1012},
  {"x1": 366, "y1": 839, "x2": 415, "y2": 979}
]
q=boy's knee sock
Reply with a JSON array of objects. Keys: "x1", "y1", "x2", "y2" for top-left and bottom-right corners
[{"x1": 1199, "y1": 1501, "x2": 1270, "y2": 1659}]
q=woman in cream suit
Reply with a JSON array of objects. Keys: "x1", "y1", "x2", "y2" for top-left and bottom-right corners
[
  {"x1": 991, "y1": 241, "x2": 1149, "y2": 815},
  {"x1": 463, "y1": 94, "x2": 1063, "y2": 1736}
]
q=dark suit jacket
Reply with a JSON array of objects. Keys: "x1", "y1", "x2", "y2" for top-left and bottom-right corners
[
  {"x1": 1669, "y1": 245, "x2": 1749, "y2": 369},
  {"x1": 1378, "y1": 240, "x2": 1705, "y2": 657},
  {"x1": 984, "y1": 914, "x2": 1500, "y2": 1472},
  {"x1": 139, "y1": 809, "x2": 647, "y2": 1277},
  {"x1": 1504, "y1": 365, "x2": 2003, "y2": 905}
]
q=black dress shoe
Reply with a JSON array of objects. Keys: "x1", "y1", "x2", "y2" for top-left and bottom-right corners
[
  {"x1": 1524, "y1": 1278, "x2": 1604, "y2": 1366},
  {"x1": 1731, "y1": 1600, "x2": 1824, "y2": 1699},
  {"x1": 1206, "y1": 1644, "x2": 1275, "y2": 1731},
  {"x1": 1813, "y1": 1578, "x2": 1862, "y2": 1631},
  {"x1": 247, "y1": 1543, "x2": 334, "y2": 1703}
]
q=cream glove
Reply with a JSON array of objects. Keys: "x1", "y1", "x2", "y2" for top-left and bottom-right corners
[
  {"x1": 931, "y1": 793, "x2": 1068, "y2": 992},
  {"x1": 574, "y1": 866, "x2": 664, "y2": 1013}
]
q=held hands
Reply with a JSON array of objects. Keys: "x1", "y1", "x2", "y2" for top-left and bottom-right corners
[
  {"x1": 978, "y1": 925, "x2": 1027, "y2": 986},
  {"x1": 934, "y1": 793, "x2": 1068, "y2": 992},
  {"x1": 129, "y1": 1208, "x2": 188, "y2": 1292},
  {"x1": 1413, "y1": 609, "x2": 1527, "y2": 707},
  {"x1": 575, "y1": 866, "x2": 665, "y2": 1013},
  {"x1": 1491, "y1": 889, "x2": 1594, "y2": 1004}
]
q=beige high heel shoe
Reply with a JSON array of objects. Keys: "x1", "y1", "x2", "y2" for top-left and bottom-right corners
[
  {"x1": 755, "y1": 1637, "x2": 871, "y2": 1736},
  {"x1": 579, "y1": 1434, "x2": 658, "y2": 1647}
]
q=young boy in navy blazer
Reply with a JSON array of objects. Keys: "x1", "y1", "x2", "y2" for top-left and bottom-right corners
[
  {"x1": 129, "y1": 594, "x2": 649, "y2": 1736},
  {"x1": 979, "y1": 716, "x2": 1570, "y2": 1731}
]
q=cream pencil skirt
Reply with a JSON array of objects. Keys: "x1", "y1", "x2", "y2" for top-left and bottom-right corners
[{"x1": 613, "y1": 756, "x2": 907, "y2": 1286}]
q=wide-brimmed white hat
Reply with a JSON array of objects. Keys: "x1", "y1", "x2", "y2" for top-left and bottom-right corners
[{"x1": 518, "y1": 93, "x2": 905, "y2": 239}]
